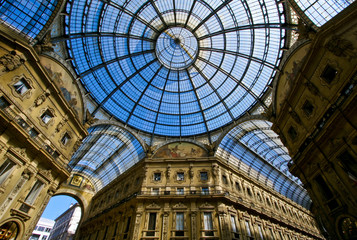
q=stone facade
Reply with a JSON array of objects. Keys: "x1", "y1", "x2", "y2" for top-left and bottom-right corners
[
  {"x1": 0, "y1": 33, "x2": 87, "y2": 239},
  {"x1": 272, "y1": 4, "x2": 357, "y2": 240},
  {"x1": 76, "y1": 144, "x2": 322, "y2": 240}
]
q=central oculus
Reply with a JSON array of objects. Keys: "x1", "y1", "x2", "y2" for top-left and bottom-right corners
[{"x1": 155, "y1": 27, "x2": 198, "y2": 70}]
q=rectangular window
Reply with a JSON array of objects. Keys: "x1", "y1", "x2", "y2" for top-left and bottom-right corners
[
  {"x1": 29, "y1": 234, "x2": 40, "y2": 240},
  {"x1": 176, "y1": 212, "x2": 184, "y2": 236},
  {"x1": 28, "y1": 128, "x2": 39, "y2": 138},
  {"x1": 177, "y1": 172, "x2": 184, "y2": 181},
  {"x1": 123, "y1": 217, "x2": 131, "y2": 239},
  {"x1": 112, "y1": 222, "x2": 119, "y2": 238},
  {"x1": 61, "y1": 133, "x2": 71, "y2": 145},
  {"x1": 270, "y1": 228, "x2": 275, "y2": 240},
  {"x1": 147, "y1": 213, "x2": 157, "y2": 236},
  {"x1": 0, "y1": 96, "x2": 10, "y2": 109},
  {"x1": 258, "y1": 225, "x2": 264, "y2": 240},
  {"x1": 20, "y1": 180, "x2": 44, "y2": 213},
  {"x1": 230, "y1": 215, "x2": 240, "y2": 239},
  {"x1": 37, "y1": 226, "x2": 45, "y2": 232},
  {"x1": 13, "y1": 78, "x2": 30, "y2": 95},
  {"x1": 203, "y1": 212, "x2": 214, "y2": 236},
  {"x1": 152, "y1": 188, "x2": 159, "y2": 195},
  {"x1": 279, "y1": 231, "x2": 284, "y2": 240},
  {"x1": 245, "y1": 221, "x2": 252, "y2": 238},
  {"x1": 222, "y1": 175, "x2": 228, "y2": 184},
  {"x1": 200, "y1": 172, "x2": 208, "y2": 181},
  {"x1": 154, "y1": 172, "x2": 161, "y2": 181},
  {"x1": 41, "y1": 110, "x2": 53, "y2": 124},
  {"x1": 235, "y1": 182, "x2": 241, "y2": 191},
  {"x1": 0, "y1": 159, "x2": 16, "y2": 185},
  {"x1": 25, "y1": 181, "x2": 44, "y2": 204},
  {"x1": 315, "y1": 175, "x2": 338, "y2": 210},
  {"x1": 177, "y1": 187, "x2": 184, "y2": 195},
  {"x1": 202, "y1": 187, "x2": 209, "y2": 195},
  {"x1": 321, "y1": 65, "x2": 337, "y2": 83}
]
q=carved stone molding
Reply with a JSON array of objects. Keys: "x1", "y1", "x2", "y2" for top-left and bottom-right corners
[
  {"x1": 0, "y1": 50, "x2": 26, "y2": 73},
  {"x1": 325, "y1": 35, "x2": 355, "y2": 59}
]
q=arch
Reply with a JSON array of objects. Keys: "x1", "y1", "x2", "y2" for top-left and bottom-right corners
[
  {"x1": 153, "y1": 141, "x2": 208, "y2": 158},
  {"x1": 214, "y1": 115, "x2": 270, "y2": 147},
  {"x1": 69, "y1": 124, "x2": 146, "y2": 191},
  {"x1": 215, "y1": 118, "x2": 311, "y2": 208},
  {"x1": 39, "y1": 54, "x2": 85, "y2": 122},
  {"x1": 0, "y1": 218, "x2": 25, "y2": 240},
  {"x1": 153, "y1": 139, "x2": 210, "y2": 156},
  {"x1": 53, "y1": 189, "x2": 89, "y2": 214},
  {"x1": 90, "y1": 120, "x2": 148, "y2": 153}
]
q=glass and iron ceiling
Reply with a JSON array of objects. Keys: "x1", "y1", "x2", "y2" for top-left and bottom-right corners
[
  {"x1": 0, "y1": 0, "x2": 353, "y2": 208},
  {"x1": 294, "y1": 0, "x2": 354, "y2": 27},
  {"x1": 65, "y1": 0, "x2": 287, "y2": 136},
  {"x1": 69, "y1": 125, "x2": 146, "y2": 191},
  {"x1": 0, "y1": 0, "x2": 58, "y2": 40},
  {"x1": 216, "y1": 120, "x2": 311, "y2": 208}
]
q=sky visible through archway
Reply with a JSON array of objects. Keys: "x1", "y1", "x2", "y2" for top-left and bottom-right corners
[{"x1": 41, "y1": 195, "x2": 78, "y2": 220}]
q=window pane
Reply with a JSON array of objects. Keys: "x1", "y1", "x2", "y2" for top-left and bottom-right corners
[
  {"x1": 147, "y1": 213, "x2": 157, "y2": 236},
  {"x1": 204, "y1": 212, "x2": 214, "y2": 236},
  {"x1": 0, "y1": 159, "x2": 16, "y2": 185},
  {"x1": 13, "y1": 79, "x2": 30, "y2": 95},
  {"x1": 230, "y1": 215, "x2": 237, "y2": 233},
  {"x1": 24, "y1": 180, "x2": 44, "y2": 204},
  {"x1": 176, "y1": 212, "x2": 184, "y2": 230}
]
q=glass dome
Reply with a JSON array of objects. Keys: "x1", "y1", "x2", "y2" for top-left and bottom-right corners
[{"x1": 65, "y1": 0, "x2": 286, "y2": 136}]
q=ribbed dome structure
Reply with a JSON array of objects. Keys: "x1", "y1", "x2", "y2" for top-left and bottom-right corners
[{"x1": 65, "y1": 0, "x2": 286, "y2": 136}]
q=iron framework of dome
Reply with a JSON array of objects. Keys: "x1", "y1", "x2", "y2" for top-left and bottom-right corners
[{"x1": 64, "y1": 0, "x2": 287, "y2": 136}]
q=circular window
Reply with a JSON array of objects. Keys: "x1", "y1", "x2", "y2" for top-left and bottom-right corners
[
  {"x1": 338, "y1": 217, "x2": 357, "y2": 240},
  {"x1": 156, "y1": 27, "x2": 198, "y2": 70}
]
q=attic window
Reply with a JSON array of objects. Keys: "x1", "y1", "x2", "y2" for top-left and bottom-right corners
[
  {"x1": 321, "y1": 65, "x2": 337, "y2": 83},
  {"x1": 41, "y1": 110, "x2": 54, "y2": 124},
  {"x1": 13, "y1": 78, "x2": 31, "y2": 95},
  {"x1": 302, "y1": 100, "x2": 314, "y2": 117},
  {"x1": 288, "y1": 126, "x2": 297, "y2": 140},
  {"x1": 61, "y1": 133, "x2": 71, "y2": 145},
  {"x1": 0, "y1": 96, "x2": 10, "y2": 109}
]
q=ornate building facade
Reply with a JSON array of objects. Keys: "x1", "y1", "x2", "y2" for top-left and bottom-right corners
[{"x1": 0, "y1": 0, "x2": 356, "y2": 240}]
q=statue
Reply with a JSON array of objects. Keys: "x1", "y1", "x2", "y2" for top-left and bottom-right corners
[
  {"x1": 325, "y1": 35, "x2": 355, "y2": 59},
  {"x1": 0, "y1": 50, "x2": 26, "y2": 73},
  {"x1": 35, "y1": 30, "x2": 55, "y2": 53},
  {"x1": 84, "y1": 109, "x2": 98, "y2": 128}
]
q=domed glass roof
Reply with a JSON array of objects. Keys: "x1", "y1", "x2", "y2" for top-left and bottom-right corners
[{"x1": 65, "y1": 0, "x2": 286, "y2": 136}]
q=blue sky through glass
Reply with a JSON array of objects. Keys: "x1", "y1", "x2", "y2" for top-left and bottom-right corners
[{"x1": 65, "y1": 0, "x2": 286, "y2": 136}]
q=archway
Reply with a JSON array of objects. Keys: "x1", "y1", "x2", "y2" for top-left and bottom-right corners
[
  {"x1": 0, "y1": 221, "x2": 19, "y2": 240},
  {"x1": 29, "y1": 195, "x2": 83, "y2": 240}
]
